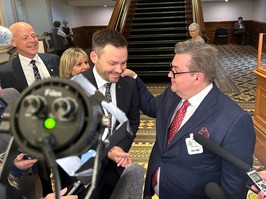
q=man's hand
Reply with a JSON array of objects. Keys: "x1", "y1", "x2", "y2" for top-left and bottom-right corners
[
  {"x1": 44, "y1": 187, "x2": 78, "y2": 199},
  {"x1": 121, "y1": 69, "x2": 137, "y2": 78},
  {"x1": 250, "y1": 170, "x2": 266, "y2": 199},
  {"x1": 13, "y1": 153, "x2": 38, "y2": 171},
  {"x1": 108, "y1": 146, "x2": 132, "y2": 168}
]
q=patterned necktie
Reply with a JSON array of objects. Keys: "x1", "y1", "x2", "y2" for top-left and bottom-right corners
[
  {"x1": 104, "y1": 83, "x2": 112, "y2": 135},
  {"x1": 167, "y1": 100, "x2": 190, "y2": 145},
  {"x1": 30, "y1": 60, "x2": 41, "y2": 80},
  {"x1": 151, "y1": 100, "x2": 190, "y2": 188}
]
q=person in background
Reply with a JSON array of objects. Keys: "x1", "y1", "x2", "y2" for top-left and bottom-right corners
[
  {"x1": 79, "y1": 28, "x2": 140, "y2": 199},
  {"x1": 59, "y1": 47, "x2": 90, "y2": 78},
  {"x1": 234, "y1": 16, "x2": 246, "y2": 45},
  {"x1": 188, "y1": 22, "x2": 205, "y2": 43},
  {"x1": 0, "y1": 21, "x2": 60, "y2": 198},
  {"x1": 52, "y1": 21, "x2": 68, "y2": 57},
  {"x1": 0, "y1": 153, "x2": 78, "y2": 199},
  {"x1": 61, "y1": 20, "x2": 74, "y2": 48},
  {"x1": 122, "y1": 41, "x2": 256, "y2": 199},
  {"x1": 0, "y1": 22, "x2": 60, "y2": 93}
]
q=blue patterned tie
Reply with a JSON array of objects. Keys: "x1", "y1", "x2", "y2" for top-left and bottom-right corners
[
  {"x1": 30, "y1": 60, "x2": 41, "y2": 80},
  {"x1": 104, "y1": 83, "x2": 112, "y2": 135}
]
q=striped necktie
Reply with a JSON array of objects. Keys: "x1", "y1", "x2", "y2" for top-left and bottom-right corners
[
  {"x1": 104, "y1": 83, "x2": 112, "y2": 136},
  {"x1": 30, "y1": 60, "x2": 42, "y2": 80}
]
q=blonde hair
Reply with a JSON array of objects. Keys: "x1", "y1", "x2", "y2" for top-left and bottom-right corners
[{"x1": 59, "y1": 47, "x2": 88, "y2": 78}]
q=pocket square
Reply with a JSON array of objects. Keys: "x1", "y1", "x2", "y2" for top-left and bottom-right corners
[{"x1": 197, "y1": 127, "x2": 210, "y2": 138}]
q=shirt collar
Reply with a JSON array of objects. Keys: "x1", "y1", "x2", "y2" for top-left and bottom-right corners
[
  {"x1": 19, "y1": 54, "x2": 40, "y2": 66},
  {"x1": 187, "y1": 83, "x2": 213, "y2": 109},
  {"x1": 93, "y1": 66, "x2": 111, "y2": 89}
]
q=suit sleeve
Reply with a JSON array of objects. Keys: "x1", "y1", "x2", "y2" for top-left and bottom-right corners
[
  {"x1": 220, "y1": 112, "x2": 256, "y2": 199},
  {"x1": 117, "y1": 77, "x2": 140, "y2": 152}
]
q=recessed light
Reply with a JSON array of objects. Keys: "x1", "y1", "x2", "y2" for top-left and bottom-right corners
[{"x1": 104, "y1": 4, "x2": 107, "y2": 7}]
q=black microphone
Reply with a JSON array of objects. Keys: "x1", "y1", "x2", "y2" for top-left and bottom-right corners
[
  {"x1": 193, "y1": 133, "x2": 251, "y2": 172},
  {"x1": 110, "y1": 164, "x2": 145, "y2": 199},
  {"x1": 205, "y1": 182, "x2": 225, "y2": 199}
]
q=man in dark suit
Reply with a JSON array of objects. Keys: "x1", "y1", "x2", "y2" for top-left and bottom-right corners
[
  {"x1": 0, "y1": 22, "x2": 59, "y2": 93},
  {"x1": 80, "y1": 28, "x2": 140, "y2": 199},
  {"x1": 0, "y1": 22, "x2": 60, "y2": 198},
  {"x1": 123, "y1": 41, "x2": 256, "y2": 199}
]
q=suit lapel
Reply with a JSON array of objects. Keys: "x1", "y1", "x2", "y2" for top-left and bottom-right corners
[
  {"x1": 166, "y1": 87, "x2": 218, "y2": 149},
  {"x1": 39, "y1": 54, "x2": 57, "y2": 76},
  {"x1": 159, "y1": 94, "x2": 181, "y2": 150},
  {"x1": 115, "y1": 80, "x2": 123, "y2": 110},
  {"x1": 12, "y1": 57, "x2": 28, "y2": 89}
]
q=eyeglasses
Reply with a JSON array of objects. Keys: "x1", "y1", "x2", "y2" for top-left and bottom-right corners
[{"x1": 170, "y1": 64, "x2": 200, "y2": 78}]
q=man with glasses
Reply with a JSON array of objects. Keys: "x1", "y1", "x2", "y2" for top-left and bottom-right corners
[{"x1": 122, "y1": 40, "x2": 255, "y2": 199}]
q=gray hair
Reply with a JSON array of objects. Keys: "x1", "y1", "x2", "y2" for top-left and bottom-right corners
[{"x1": 174, "y1": 41, "x2": 218, "y2": 83}]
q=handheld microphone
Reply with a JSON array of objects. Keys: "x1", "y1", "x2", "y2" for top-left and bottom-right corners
[
  {"x1": 205, "y1": 182, "x2": 225, "y2": 199},
  {"x1": 193, "y1": 133, "x2": 251, "y2": 172},
  {"x1": 110, "y1": 164, "x2": 145, "y2": 199}
]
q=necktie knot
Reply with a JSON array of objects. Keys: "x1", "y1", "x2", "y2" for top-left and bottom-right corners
[{"x1": 30, "y1": 60, "x2": 36, "y2": 65}]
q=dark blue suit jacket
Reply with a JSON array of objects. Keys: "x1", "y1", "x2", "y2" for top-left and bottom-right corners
[
  {"x1": 0, "y1": 53, "x2": 60, "y2": 93},
  {"x1": 80, "y1": 69, "x2": 140, "y2": 198},
  {"x1": 135, "y1": 77, "x2": 255, "y2": 199}
]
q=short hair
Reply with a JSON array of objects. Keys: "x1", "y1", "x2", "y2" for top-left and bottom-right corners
[
  {"x1": 91, "y1": 28, "x2": 127, "y2": 56},
  {"x1": 189, "y1": 23, "x2": 200, "y2": 33},
  {"x1": 174, "y1": 41, "x2": 218, "y2": 83},
  {"x1": 238, "y1": 17, "x2": 243, "y2": 20},
  {"x1": 59, "y1": 47, "x2": 88, "y2": 78},
  {"x1": 53, "y1": 21, "x2": 61, "y2": 28}
]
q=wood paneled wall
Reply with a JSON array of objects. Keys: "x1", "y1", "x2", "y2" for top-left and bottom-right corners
[
  {"x1": 205, "y1": 20, "x2": 266, "y2": 51},
  {"x1": 71, "y1": 21, "x2": 266, "y2": 51},
  {"x1": 72, "y1": 26, "x2": 107, "y2": 50}
]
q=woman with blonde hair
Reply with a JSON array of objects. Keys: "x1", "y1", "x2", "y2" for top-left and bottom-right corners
[
  {"x1": 59, "y1": 47, "x2": 90, "y2": 78},
  {"x1": 188, "y1": 22, "x2": 205, "y2": 43}
]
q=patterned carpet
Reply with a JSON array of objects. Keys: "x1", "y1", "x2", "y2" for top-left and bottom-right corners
[{"x1": 128, "y1": 44, "x2": 264, "y2": 198}]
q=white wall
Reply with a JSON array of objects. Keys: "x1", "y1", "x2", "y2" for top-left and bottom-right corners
[
  {"x1": 1, "y1": 0, "x2": 266, "y2": 35},
  {"x1": 253, "y1": 0, "x2": 266, "y2": 22},
  {"x1": 50, "y1": 0, "x2": 76, "y2": 28},
  {"x1": 20, "y1": 0, "x2": 51, "y2": 35},
  {"x1": 76, "y1": 7, "x2": 113, "y2": 26},
  {"x1": 202, "y1": 1, "x2": 255, "y2": 22}
]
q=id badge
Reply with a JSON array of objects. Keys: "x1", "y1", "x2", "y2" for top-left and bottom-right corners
[{"x1": 185, "y1": 133, "x2": 203, "y2": 155}]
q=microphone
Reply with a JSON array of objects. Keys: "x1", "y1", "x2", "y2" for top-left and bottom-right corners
[
  {"x1": 205, "y1": 182, "x2": 225, "y2": 199},
  {"x1": 193, "y1": 133, "x2": 251, "y2": 172},
  {"x1": 110, "y1": 164, "x2": 145, "y2": 199}
]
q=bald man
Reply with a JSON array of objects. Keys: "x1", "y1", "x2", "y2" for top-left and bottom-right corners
[
  {"x1": 0, "y1": 22, "x2": 59, "y2": 93},
  {"x1": 0, "y1": 22, "x2": 60, "y2": 198}
]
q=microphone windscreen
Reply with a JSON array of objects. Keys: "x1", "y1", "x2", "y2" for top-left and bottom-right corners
[
  {"x1": 194, "y1": 133, "x2": 251, "y2": 172},
  {"x1": 110, "y1": 164, "x2": 145, "y2": 199},
  {"x1": 1, "y1": 88, "x2": 20, "y2": 104},
  {"x1": 205, "y1": 182, "x2": 225, "y2": 199},
  {"x1": 0, "y1": 183, "x2": 6, "y2": 199}
]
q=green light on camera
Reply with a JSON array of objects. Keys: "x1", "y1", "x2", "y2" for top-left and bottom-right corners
[{"x1": 44, "y1": 118, "x2": 56, "y2": 130}]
